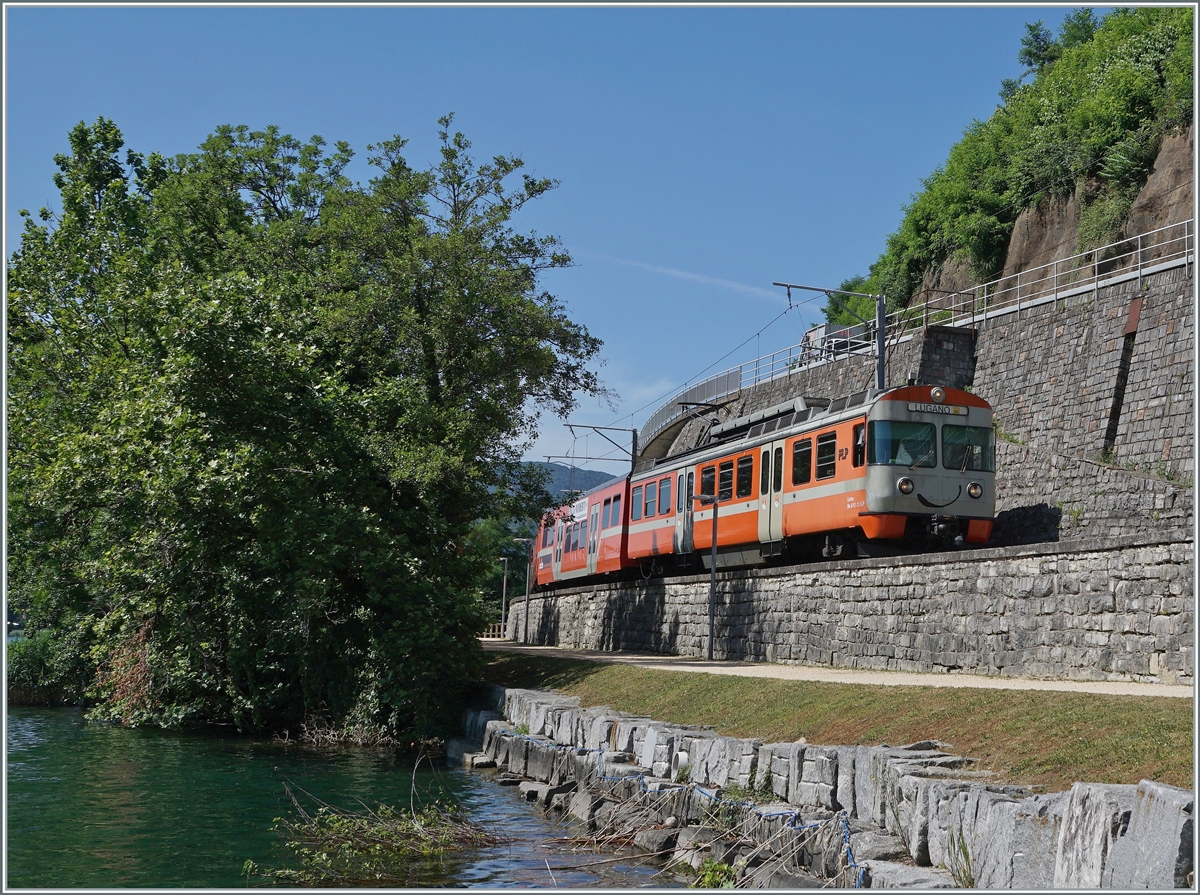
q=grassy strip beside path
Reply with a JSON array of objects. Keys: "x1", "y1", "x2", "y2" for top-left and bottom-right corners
[{"x1": 485, "y1": 653, "x2": 1193, "y2": 793}]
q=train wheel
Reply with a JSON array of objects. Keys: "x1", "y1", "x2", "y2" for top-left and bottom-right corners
[
  {"x1": 639, "y1": 559, "x2": 664, "y2": 579},
  {"x1": 821, "y1": 533, "x2": 846, "y2": 558}
]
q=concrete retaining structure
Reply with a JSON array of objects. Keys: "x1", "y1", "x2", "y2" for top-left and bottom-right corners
[
  {"x1": 464, "y1": 687, "x2": 1194, "y2": 888},
  {"x1": 509, "y1": 535, "x2": 1193, "y2": 685}
]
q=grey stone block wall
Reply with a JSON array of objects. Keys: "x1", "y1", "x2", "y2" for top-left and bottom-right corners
[
  {"x1": 992, "y1": 441, "x2": 1193, "y2": 546},
  {"x1": 1114, "y1": 268, "x2": 1194, "y2": 475},
  {"x1": 971, "y1": 264, "x2": 1193, "y2": 480},
  {"x1": 508, "y1": 536, "x2": 1193, "y2": 685}
]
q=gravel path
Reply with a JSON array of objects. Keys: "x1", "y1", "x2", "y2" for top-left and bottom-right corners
[{"x1": 482, "y1": 641, "x2": 1193, "y2": 699}]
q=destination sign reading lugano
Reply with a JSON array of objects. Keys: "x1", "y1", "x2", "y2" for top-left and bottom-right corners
[{"x1": 907, "y1": 402, "x2": 968, "y2": 415}]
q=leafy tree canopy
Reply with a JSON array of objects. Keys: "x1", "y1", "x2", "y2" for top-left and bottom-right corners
[
  {"x1": 8, "y1": 116, "x2": 603, "y2": 739},
  {"x1": 830, "y1": 6, "x2": 1191, "y2": 321}
]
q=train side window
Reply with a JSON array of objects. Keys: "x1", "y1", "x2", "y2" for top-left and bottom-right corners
[
  {"x1": 760, "y1": 450, "x2": 770, "y2": 495},
  {"x1": 602, "y1": 498, "x2": 612, "y2": 530},
  {"x1": 687, "y1": 471, "x2": 694, "y2": 504},
  {"x1": 611, "y1": 494, "x2": 621, "y2": 524},
  {"x1": 718, "y1": 460, "x2": 734, "y2": 501},
  {"x1": 792, "y1": 439, "x2": 812, "y2": 485},
  {"x1": 677, "y1": 474, "x2": 684, "y2": 512},
  {"x1": 736, "y1": 456, "x2": 754, "y2": 498},
  {"x1": 580, "y1": 519, "x2": 587, "y2": 552},
  {"x1": 853, "y1": 424, "x2": 866, "y2": 467},
  {"x1": 659, "y1": 477, "x2": 672, "y2": 515},
  {"x1": 700, "y1": 466, "x2": 715, "y2": 497},
  {"x1": 645, "y1": 482, "x2": 657, "y2": 518},
  {"x1": 773, "y1": 446, "x2": 783, "y2": 492},
  {"x1": 631, "y1": 486, "x2": 643, "y2": 521},
  {"x1": 816, "y1": 432, "x2": 837, "y2": 479}
]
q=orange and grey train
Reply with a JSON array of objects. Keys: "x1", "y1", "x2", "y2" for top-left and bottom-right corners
[{"x1": 533, "y1": 385, "x2": 996, "y2": 588}]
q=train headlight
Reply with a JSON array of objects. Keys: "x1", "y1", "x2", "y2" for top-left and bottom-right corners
[
  {"x1": 897, "y1": 477, "x2": 915, "y2": 495},
  {"x1": 929, "y1": 387, "x2": 946, "y2": 403},
  {"x1": 967, "y1": 482, "x2": 983, "y2": 499}
]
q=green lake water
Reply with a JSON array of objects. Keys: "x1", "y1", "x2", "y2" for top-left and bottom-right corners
[{"x1": 6, "y1": 707, "x2": 681, "y2": 888}]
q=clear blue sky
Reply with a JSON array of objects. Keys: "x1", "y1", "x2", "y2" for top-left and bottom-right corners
[{"x1": 4, "y1": 5, "x2": 1085, "y2": 470}]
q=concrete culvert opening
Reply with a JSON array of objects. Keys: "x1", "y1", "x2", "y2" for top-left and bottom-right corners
[{"x1": 671, "y1": 751, "x2": 689, "y2": 780}]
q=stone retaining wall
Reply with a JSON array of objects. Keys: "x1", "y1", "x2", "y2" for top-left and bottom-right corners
[
  {"x1": 508, "y1": 536, "x2": 1193, "y2": 685},
  {"x1": 465, "y1": 688, "x2": 1195, "y2": 888},
  {"x1": 975, "y1": 264, "x2": 1194, "y2": 481},
  {"x1": 992, "y1": 441, "x2": 1193, "y2": 546}
]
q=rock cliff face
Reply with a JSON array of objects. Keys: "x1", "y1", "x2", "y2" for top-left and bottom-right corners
[
  {"x1": 907, "y1": 126, "x2": 1191, "y2": 310},
  {"x1": 1002, "y1": 191, "x2": 1082, "y2": 281},
  {"x1": 916, "y1": 253, "x2": 976, "y2": 309},
  {"x1": 996, "y1": 124, "x2": 1193, "y2": 283},
  {"x1": 1123, "y1": 125, "x2": 1194, "y2": 247}
]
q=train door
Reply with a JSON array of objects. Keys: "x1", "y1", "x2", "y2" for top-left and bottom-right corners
[
  {"x1": 757, "y1": 442, "x2": 785, "y2": 543},
  {"x1": 675, "y1": 468, "x2": 694, "y2": 553},
  {"x1": 552, "y1": 519, "x2": 564, "y2": 579},
  {"x1": 587, "y1": 503, "x2": 600, "y2": 575}
]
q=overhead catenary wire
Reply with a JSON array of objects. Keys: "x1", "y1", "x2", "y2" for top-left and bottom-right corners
[
  {"x1": 552, "y1": 293, "x2": 827, "y2": 474},
  {"x1": 602, "y1": 296, "x2": 825, "y2": 431}
]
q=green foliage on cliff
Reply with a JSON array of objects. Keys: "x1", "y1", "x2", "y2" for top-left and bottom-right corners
[
  {"x1": 828, "y1": 6, "x2": 1192, "y2": 324},
  {"x1": 7, "y1": 117, "x2": 602, "y2": 737}
]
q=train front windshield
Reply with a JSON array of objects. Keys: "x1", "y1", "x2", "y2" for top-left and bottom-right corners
[
  {"x1": 941, "y1": 425, "x2": 996, "y2": 472},
  {"x1": 867, "y1": 421, "x2": 937, "y2": 467}
]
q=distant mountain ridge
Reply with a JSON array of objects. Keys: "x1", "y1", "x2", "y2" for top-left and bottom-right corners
[{"x1": 528, "y1": 461, "x2": 620, "y2": 501}]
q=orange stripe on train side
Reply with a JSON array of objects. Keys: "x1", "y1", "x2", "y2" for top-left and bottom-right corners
[
  {"x1": 782, "y1": 493, "x2": 863, "y2": 536},
  {"x1": 859, "y1": 513, "x2": 907, "y2": 539},
  {"x1": 627, "y1": 525, "x2": 677, "y2": 559},
  {"x1": 966, "y1": 519, "x2": 993, "y2": 543},
  {"x1": 597, "y1": 537, "x2": 624, "y2": 570},
  {"x1": 691, "y1": 508, "x2": 760, "y2": 551}
]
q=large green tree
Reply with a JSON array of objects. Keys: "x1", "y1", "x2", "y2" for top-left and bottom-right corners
[{"x1": 8, "y1": 117, "x2": 601, "y2": 738}]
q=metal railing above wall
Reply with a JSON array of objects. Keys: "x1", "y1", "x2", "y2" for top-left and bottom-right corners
[
  {"x1": 883, "y1": 218, "x2": 1192, "y2": 335},
  {"x1": 637, "y1": 219, "x2": 1193, "y2": 451}
]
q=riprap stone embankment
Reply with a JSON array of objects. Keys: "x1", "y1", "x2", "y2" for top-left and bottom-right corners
[{"x1": 455, "y1": 687, "x2": 1194, "y2": 889}]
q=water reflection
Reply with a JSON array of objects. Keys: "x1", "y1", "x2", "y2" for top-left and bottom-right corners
[{"x1": 6, "y1": 708, "x2": 683, "y2": 888}]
